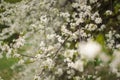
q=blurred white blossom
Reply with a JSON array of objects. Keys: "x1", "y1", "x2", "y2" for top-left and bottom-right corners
[{"x1": 78, "y1": 40, "x2": 101, "y2": 59}]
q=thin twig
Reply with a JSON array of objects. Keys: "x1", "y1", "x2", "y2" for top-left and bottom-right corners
[
  {"x1": 20, "y1": 54, "x2": 35, "y2": 58},
  {"x1": 110, "y1": 0, "x2": 113, "y2": 11},
  {"x1": 78, "y1": 25, "x2": 81, "y2": 42},
  {"x1": 52, "y1": 36, "x2": 69, "y2": 58}
]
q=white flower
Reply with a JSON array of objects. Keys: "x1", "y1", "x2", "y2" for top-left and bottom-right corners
[
  {"x1": 77, "y1": 0, "x2": 87, "y2": 5},
  {"x1": 13, "y1": 37, "x2": 25, "y2": 48},
  {"x1": 0, "y1": 76, "x2": 4, "y2": 80},
  {"x1": 76, "y1": 18, "x2": 84, "y2": 25},
  {"x1": 34, "y1": 75, "x2": 41, "y2": 80},
  {"x1": 78, "y1": 40, "x2": 101, "y2": 59},
  {"x1": 55, "y1": 68, "x2": 63, "y2": 76},
  {"x1": 99, "y1": 52, "x2": 110, "y2": 63},
  {"x1": 85, "y1": 24, "x2": 97, "y2": 31},
  {"x1": 60, "y1": 12, "x2": 70, "y2": 18},
  {"x1": 110, "y1": 50, "x2": 120, "y2": 73},
  {"x1": 96, "y1": 77, "x2": 101, "y2": 80},
  {"x1": 44, "y1": 58, "x2": 54, "y2": 69},
  {"x1": 40, "y1": 15, "x2": 48, "y2": 23},
  {"x1": 35, "y1": 54, "x2": 42, "y2": 59},
  {"x1": 91, "y1": 11, "x2": 99, "y2": 20},
  {"x1": 100, "y1": 24, "x2": 106, "y2": 30},
  {"x1": 18, "y1": 59, "x2": 24, "y2": 64},
  {"x1": 68, "y1": 60, "x2": 84, "y2": 72},
  {"x1": 95, "y1": 17, "x2": 102, "y2": 24},
  {"x1": 89, "y1": 0, "x2": 98, "y2": 4},
  {"x1": 105, "y1": 10, "x2": 113, "y2": 15},
  {"x1": 116, "y1": 44, "x2": 120, "y2": 48},
  {"x1": 64, "y1": 49, "x2": 77, "y2": 58},
  {"x1": 74, "y1": 76, "x2": 81, "y2": 80},
  {"x1": 72, "y1": 3, "x2": 79, "y2": 8}
]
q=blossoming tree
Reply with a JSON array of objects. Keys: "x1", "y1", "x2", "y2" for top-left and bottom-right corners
[{"x1": 0, "y1": 0, "x2": 120, "y2": 80}]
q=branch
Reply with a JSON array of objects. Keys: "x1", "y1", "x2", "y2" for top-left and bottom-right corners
[
  {"x1": 52, "y1": 36, "x2": 69, "y2": 58},
  {"x1": 20, "y1": 54, "x2": 35, "y2": 58}
]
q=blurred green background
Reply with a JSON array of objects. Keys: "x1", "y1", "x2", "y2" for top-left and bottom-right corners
[{"x1": 0, "y1": 1, "x2": 22, "y2": 80}]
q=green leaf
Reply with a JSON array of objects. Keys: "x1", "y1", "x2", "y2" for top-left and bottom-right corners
[
  {"x1": 4, "y1": 0, "x2": 22, "y2": 3},
  {"x1": 96, "y1": 34, "x2": 105, "y2": 46}
]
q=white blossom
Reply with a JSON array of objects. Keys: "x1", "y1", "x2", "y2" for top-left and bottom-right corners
[
  {"x1": 95, "y1": 17, "x2": 102, "y2": 24},
  {"x1": 68, "y1": 60, "x2": 84, "y2": 72},
  {"x1": 78, "y1": 40, "x2": 101, "y2": 59}
]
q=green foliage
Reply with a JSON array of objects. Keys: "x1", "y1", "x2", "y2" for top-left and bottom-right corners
[
  {"x1": 0, "y1": 56, "x2": 19, "y2": 80},
  {"x1": 0, "y1": 24, "x2": 9, "y2": 32},
  {"x1": 114, "y1": 0, "x2": 120, "y2": 14},
  {"x1": 4, "y1": 0, "x2": 22, "y2": 3},
  {"x1": 96, "y1": 34, "x2": 105, "y2": 46},
  {"x1": 3, "y1": 33, "x2": 20, "y2": 45}
]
